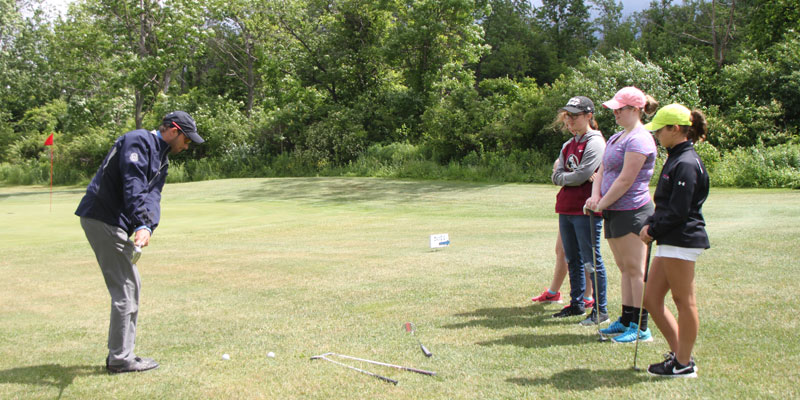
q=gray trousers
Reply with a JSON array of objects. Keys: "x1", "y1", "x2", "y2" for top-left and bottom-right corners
[{"x1": 80, "y1": 217, "x2": 140, "y2": 367}]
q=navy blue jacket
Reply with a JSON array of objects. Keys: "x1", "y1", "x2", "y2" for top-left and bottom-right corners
[
  {"x1": 645, "y1": 140, "x2": 710, "y2": 249},
  {"x1": 76, "y1": 129, "x2": 170, "y2": 236}
]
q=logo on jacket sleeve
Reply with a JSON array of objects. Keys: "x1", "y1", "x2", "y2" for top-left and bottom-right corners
[{"x1": 129, "y1": 152, "x2": 139, "y2": 163}]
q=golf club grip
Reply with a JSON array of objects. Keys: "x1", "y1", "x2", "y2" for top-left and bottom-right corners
[
  {"x1": 420, "y1": 344, "x2": 433, "y2": 357},
  {"x1": 402, "y1": 365, "x2": 436, "y2": 376},
  {"x1": 377, "y1": 375, "x2": 399, "y2": 385}
]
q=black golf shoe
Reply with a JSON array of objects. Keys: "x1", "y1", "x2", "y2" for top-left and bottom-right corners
[
  {"x1": 106, "y1": 356, "x2": 159, "y2": 374},
  {"x1": 552, "y1": 304, "x2": 585, "y2": 318},
  {"x1": 579, "y1": 308, "x2": 609, "y2": 325}
]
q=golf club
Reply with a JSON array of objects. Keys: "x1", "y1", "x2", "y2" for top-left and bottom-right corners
[
  {"x1": 404, "y1": 322, "x2": 433, "y2": 357},
  {"x1": 326, "y1": 352, "x2": 436, "y2": 376},
  {"x1": 131, "y1": 245, "x2": 142, "y2": 264},
  {"x1": 632, "y1": 242, "x2": 653, "y2": 371},
  {"x1": 311, "y1": 353, "x2": 398, "y2": 385},
  {"x1": 585, "y1": 206, "x2": 610, "y2": 342}
]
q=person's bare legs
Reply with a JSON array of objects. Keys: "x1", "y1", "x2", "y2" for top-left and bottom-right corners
[
  {"x1": 645, "y1": 256, "x2": 697, "y2": 365},
  {"x1": 643, "y1": 258, "x2": 675, "y2": 347},
  {"x1": 608, "y1": 233, "x2": 646, "y2": 307}
]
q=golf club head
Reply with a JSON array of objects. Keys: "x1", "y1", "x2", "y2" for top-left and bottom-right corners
[
  {"x1": 598, "y1": 334, "x2": 611, "y2": 342},
  {"x1": 420, "y1": 344, "x2": 433, "y2": 357},
  {"x1": 310, "y1": 352, "x2": 334, "y2": 360},
  {"x1": 131, "y1": 246, "x2": 142, "y2": 264}
]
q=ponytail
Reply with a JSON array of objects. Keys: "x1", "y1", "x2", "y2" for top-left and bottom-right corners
[
  {"x1": 643, "y1": 95, "x2": 659, "y2": 117},
  {"x1": 684, "y1": 109, "x2": 708, "y2": 142}
]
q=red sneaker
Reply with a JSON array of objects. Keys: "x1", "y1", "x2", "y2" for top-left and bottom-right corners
[
  {"x1": 531, "y1": 289, "x2": 563, "y2": 304},
  {"x1": 583, "y1": 298, "x2": 595, "y2": 309}
]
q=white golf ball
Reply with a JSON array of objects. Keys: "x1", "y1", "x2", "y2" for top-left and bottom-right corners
[
  {"x1": 267, "y1": 352, "x2": 275, "y2": 358},
  {"x1": 222, "y1": 353, "x2": 230, "y2": 360}
]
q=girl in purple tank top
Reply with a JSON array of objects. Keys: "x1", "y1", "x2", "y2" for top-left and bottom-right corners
[{"x1": 584, "y1": 86, "x2": 659, "y2": 343}]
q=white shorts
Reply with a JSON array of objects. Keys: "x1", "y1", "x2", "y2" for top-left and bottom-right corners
[{"x1": 655, "y1": 245, "x2": 704, "y2": 262}]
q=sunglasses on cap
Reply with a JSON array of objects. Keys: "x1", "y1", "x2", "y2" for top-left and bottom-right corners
[{"x1": 172, "y1": 122, "x2": 192, "y2": 144}]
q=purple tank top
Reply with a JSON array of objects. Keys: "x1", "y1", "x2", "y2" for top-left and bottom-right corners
[{"x1": 600, "y1": 125, "x2": 657, "y2": 210}]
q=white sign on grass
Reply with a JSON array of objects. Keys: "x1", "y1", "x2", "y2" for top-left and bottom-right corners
[{"x1": 430, "y1": 233, "x2": 450, "y2": 249}]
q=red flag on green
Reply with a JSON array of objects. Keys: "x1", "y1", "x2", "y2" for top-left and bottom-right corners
[{"x1": 44, "y1": 133, "x2": 54, "y2": 146}]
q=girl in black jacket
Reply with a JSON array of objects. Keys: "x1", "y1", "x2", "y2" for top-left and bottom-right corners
[{"x1": 639, "y1": 104, "x2": 710, "y2": 378}]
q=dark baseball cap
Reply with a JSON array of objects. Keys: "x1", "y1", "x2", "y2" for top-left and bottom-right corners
[
  {"x1": 560, "y1": 96, "x2": 595, "y2": 114},
  {"x1": 163, "y1": 111, "x2": 204, "y2": 144}
]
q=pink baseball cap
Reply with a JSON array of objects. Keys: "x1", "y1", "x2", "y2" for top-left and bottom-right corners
[{"x1": 602, "y1": 86, "x2": 646, "y2": 110}]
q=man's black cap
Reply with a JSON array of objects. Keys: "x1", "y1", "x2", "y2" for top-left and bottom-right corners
[
  {"x1": 163, "y1": 111, "x2": 204, "y2": 143},
  {"x1": 560, "y1": 96, "x2": 595, "y2": 114}
]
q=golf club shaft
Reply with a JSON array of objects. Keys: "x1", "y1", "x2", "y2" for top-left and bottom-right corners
[
  {"x1": 588, "y1": 211, "x2": 607, "y2": 341},
  {"x1": 633, "y1": 242, "x2": 652, "y2": 370},
  {"x1": 331, "y1": 353, "x2": 436, "y2": 376},
  {"x1": 312, "y1": 355, "x2": 398, "y2": 385}
]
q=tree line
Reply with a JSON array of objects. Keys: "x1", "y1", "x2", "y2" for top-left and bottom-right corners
[{"x1": 1, "y1": 0, "x2": 798, "y2": 187}]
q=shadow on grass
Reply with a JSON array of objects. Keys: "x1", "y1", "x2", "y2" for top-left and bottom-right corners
[
  {"x1": 477, "y1": 333, "x2": 599, "y2": 348},
  {"x1": 507, "y1": 368, "x2": 650, "y2": 389},
  {"x1": 444, "y1": 304, "x2": 573, "y2": 330},
  {"x1": 0, "y1": 364, "x2": 105, "y2": 399},
  {"x1": 234, "y1": 178, "x2": 498, "y2": 205}
]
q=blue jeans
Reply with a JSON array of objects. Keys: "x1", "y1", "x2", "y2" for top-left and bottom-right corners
[{"x1": 559, "y1": 214, "x2": 607, "y2": 313}]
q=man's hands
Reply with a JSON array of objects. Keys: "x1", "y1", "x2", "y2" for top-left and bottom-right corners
[{"x1": 134, "y1": 228, "x2": 151, "y2": 247}]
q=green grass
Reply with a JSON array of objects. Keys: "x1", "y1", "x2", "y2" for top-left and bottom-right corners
[{"x1": 1, "y1": 178, "x2": 798, "y2": 399}]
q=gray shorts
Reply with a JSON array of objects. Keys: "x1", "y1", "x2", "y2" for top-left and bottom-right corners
[{"x1": 603, "y1": 202, "x2": 654, "y2": 239}]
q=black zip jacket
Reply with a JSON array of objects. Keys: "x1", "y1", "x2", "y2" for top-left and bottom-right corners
[{"x1": 645, "y1": 140, "x2": 710, "y2": 249}]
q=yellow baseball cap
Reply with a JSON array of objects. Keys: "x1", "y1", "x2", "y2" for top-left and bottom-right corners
[{"x1": 643, "y1": 103, "x2": 692, "y2": 131}]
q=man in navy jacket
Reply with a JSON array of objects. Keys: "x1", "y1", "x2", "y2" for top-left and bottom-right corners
[{"x1": 76, "y1": 111, "x2": 203, "y2": 373}]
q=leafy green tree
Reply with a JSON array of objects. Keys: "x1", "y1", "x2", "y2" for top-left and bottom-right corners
[
  {"x1": 267, "y1": 0, "x2": 394, "y2": 105},
  {"x1": 535, "y1": 0, "x2": 595, "y2": 67},
  {"x1": 0, "y1": 6, "x2": 57, "y2": 121},
  {"x1": 477, "y1": 0, "x2": 558, "y2": 84},
  {"x1": 388, "y1": 0, "x2": 489, "y2": 101},
  {"x1": 592, "y1": 0, "x2": 635, "y2": 55},
  {"x1": 204, "y1": 0, "x2": 269, "y2": 114},
  {"x1": 82, "y1": 0, "x2": 207, "y2": 128},
  {"x1": 745, "y1": 0, "x2": 800, "y2": 51}
]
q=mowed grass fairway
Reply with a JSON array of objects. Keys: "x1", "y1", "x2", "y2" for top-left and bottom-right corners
[{"x1": 1, "y1": 177, "x2": 798, "y2": 399}]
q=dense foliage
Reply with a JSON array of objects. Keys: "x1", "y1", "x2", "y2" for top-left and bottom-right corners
[{"x1": 1, "y1": 0, "x2": 798, "y2": 187}]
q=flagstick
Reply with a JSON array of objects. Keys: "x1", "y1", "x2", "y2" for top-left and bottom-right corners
[{"x1": 49, "y1": 145, "x2": 53, "y2": 212}]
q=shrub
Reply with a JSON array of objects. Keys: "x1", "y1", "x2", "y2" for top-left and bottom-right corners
[{"x1": 713, "y1": 144, "x2": 800, "y2": 188}]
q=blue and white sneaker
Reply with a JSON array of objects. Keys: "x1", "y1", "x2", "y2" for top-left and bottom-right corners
[
  {"x1": 599, "y1": 318, "x2": 628, "y2": 335},
  {"x1": 612, "y1": 322, "x2": 653, "y2": 343}
]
